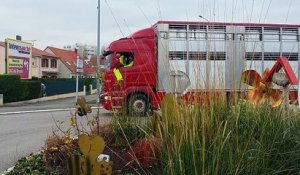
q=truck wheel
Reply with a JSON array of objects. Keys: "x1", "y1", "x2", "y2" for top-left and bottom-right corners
[{"x1": 129, "y1": 94, "x2": 149, "y2": 117}]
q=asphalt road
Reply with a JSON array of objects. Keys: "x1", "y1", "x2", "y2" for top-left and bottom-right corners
[{"x1": 0, "y1": 95, "x2": 112, "y2": 172}]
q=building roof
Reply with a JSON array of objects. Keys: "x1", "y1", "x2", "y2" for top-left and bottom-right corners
[
  {"x1": 46, "y1": 46, "x2": 98, "y2": 75},
  {"x1": 83, "y1": 55, "x2": 105, "y2": 75},
  {"x1": 46, "y1": 46, "x2": 78, "y2": 73},
  {"x1": 84, "y1": 55, "x2": 96, "y2": 75},
  {"x1": 0, "y1": 41, "x2": 5, "y2": 47},
  {"x1": 32, "y1": 47, "x2": 58, "y2": 58}
]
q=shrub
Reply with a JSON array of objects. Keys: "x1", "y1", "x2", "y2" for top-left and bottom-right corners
[
  {"x1": 82, "y1": 78, "x2": 95, "y2": 92},
  {"x1": 109, "y1": 116, "x2": 148, "y2": 146},
  {"x1": 91, "y1": 124, "x2": 114, "y2": 145},
  {"x1": 6, "y1": 154, "x2": 46, "y2": 175},
  {"x1": 125, "y1": 135, "x2": 162, "y2": 167},
  {"x1": 91, "y1": 115, "x2": 151, "y2": 147},
  {"x1": 42, "y1": 134, "x2": 79, "y2": 174}
]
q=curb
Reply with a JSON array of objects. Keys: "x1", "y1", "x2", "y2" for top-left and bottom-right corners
[
  {"x1": 1, "y1": 166, "x2": 14, "y2": 175},
  {"x1": 0, "y1": 106, "x2": 103, "y2": 115},
  {"x1": 1, "y1": 151, "x2": 42, "y2": 175}
]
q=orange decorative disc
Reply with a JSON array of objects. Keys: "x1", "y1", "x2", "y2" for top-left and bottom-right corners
[
  {"x1": 268, "y1": 89, "x2": 283, "y2": 107},
  {"x1": 241, "y1": 70, "x2": 261, "y2": 87},
  {"x1": 248, "y1": 88, "x2": 265, "y2": 105}
]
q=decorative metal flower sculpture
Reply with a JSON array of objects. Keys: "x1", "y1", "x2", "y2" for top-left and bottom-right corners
[
  {"x1": 241, "y1": 69, "x2": 283, "y2": 107},
  {"x1": 76, "y1": 97, "x2": 92, "y2": 116},
  {"x1": 68, "y1": 134, "x2": 112, "y2": 175}
]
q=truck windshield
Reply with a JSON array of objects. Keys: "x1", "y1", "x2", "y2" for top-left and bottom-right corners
[{"x1": 104, "y1": 53, "x2": 112, "y2": 70}]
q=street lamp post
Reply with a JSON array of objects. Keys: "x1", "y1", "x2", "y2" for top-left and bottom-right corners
[
  {"x1": 95, "y1": 0, "x2": 101, "y2": 135},
  {"x1": 198, "y1": 15, "x2": 209, "y2": 22},
  {"x1": 96, "y1": 0, "x2": 101, "y2": 103},
  {"x1": 198, "y1": 15, "x2": 210, "y2": 89}
]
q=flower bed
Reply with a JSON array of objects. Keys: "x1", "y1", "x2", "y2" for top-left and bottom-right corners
[{"x1": 6, "y1": 94, "x2": 300, "y2": 175}]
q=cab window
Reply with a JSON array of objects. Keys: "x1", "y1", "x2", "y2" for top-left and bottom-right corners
[
  {"x1": 117, "y1": 52, "x2": 134, "y2": 68},
  {"x1": 103, "y1": 51, "x2": 112, "y2": 70}
]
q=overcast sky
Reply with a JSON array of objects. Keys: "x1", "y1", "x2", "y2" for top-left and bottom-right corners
[{"x1": 0, "y1": 0, "x2": 299, "y2": 50}]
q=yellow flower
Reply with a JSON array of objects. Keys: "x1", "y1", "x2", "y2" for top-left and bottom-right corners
[
  {"x1": 64, "y1": 136, "x2": 72, "y2": 144},
  {"x1": 26, "y1": 155, "x2": 34, "y2": 161},
  {"x1": 70, "y1": 116, "x2": 75, "y2": 126},
  {"x1": 50, "y1": 146, "x2": 58, "y2": 151}
]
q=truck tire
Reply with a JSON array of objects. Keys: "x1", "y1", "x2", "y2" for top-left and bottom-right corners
[{"x1": 128, "y1": 94, "x2": 149, "y2": 117}]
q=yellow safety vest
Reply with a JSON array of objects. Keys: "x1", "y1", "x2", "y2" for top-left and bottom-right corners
[
  {"x1": 113, "y1": 68, "x2": 123, "y2": 82},
  {"x1": 120, "y1": 56, "x2": 126, "y2": 65},
  {"x1": 124, "y1": 61, "x2": 133, "y2": 68},
  {"x1": 120, "y1": 56, "x2": 134, "y2": 68}
]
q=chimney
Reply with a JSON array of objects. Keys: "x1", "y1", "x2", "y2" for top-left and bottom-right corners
[{"x1": 16, "y1": 35, "x2": 22, "y2": 41}]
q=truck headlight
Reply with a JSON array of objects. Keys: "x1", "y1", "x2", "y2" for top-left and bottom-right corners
[{"x1": 104, "y1": 96, "x2": 111, "y2": 100}]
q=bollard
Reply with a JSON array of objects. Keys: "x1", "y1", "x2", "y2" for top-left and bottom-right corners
[
  {"x1": 90, "y1": 84, "x2": 93, "y2": 95},
  {"x1": 0, "y1": 94, "x2": 3, "y2": 106},
  {"x1": 83, "y1": 85, "x2": 86, "y2": 96}
]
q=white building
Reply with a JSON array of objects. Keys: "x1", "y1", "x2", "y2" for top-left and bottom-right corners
[{"x1": 63, "y1": 43, "x2": 96, "y2": 59}]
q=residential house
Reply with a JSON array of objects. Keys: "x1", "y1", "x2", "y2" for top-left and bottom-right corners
[
  {"x1": 45, "y1": 46, "x2": 97, "y2": 78},
  {"x1": 84, "y1": 55, "x2": 101, "y2": 78},
  {"x1": 45, "y1": 46, "x2": 78, "y2": 78},
  {"x1": 31, "y1": 47, "x2": 59, "y2": 78}
]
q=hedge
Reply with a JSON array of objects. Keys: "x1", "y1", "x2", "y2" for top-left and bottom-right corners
[
  {"x1": 82, "y1": 78, "x2": 95, "y2": 92},
  {"x1": 0, "y1": 75, "x2": 24, "y2": 103},
  {"x1": 22, "y1": 80, "x2": 42, "y2": 100},
  {"x1": 0, "y1": 76, "x2": 95, "y2": 103},
  {"x1": 0, "y1": 75, "x2": 41, "y2": 103}
]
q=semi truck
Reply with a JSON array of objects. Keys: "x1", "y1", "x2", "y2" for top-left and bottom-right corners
[{"x1": 101, "y1": 21, "x2": 300, "y2": 115}]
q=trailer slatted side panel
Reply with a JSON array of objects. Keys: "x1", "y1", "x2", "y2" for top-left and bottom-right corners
[{"x1": 155, "y1": 21, "x2": 299, "y2": 92}]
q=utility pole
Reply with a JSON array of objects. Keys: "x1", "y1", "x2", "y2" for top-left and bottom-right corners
[{"x1": 96, "y1": 0, "x2": 101, "y2": 103}]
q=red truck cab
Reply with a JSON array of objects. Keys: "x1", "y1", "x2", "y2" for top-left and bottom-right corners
[{"x1": 101, "y1": 27, "x2": 163, "y2": 115}]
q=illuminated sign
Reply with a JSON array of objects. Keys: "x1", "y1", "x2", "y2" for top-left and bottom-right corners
[{"x1": 6, "y1": 38, "x2": 31, "y2": 79}]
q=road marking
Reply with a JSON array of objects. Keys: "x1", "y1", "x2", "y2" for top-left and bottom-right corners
[{"x1": 0, "y1": 107, "x2": 103, "y2": 115}]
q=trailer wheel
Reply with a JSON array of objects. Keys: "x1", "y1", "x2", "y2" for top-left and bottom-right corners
[{"x1": 128, "y1": 94, "x2": 149, "y2": 117}]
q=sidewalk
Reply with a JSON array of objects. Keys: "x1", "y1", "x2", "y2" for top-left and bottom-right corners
[{"x1": 2, "y1": 91, "x2": 98, "y2": 107}]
